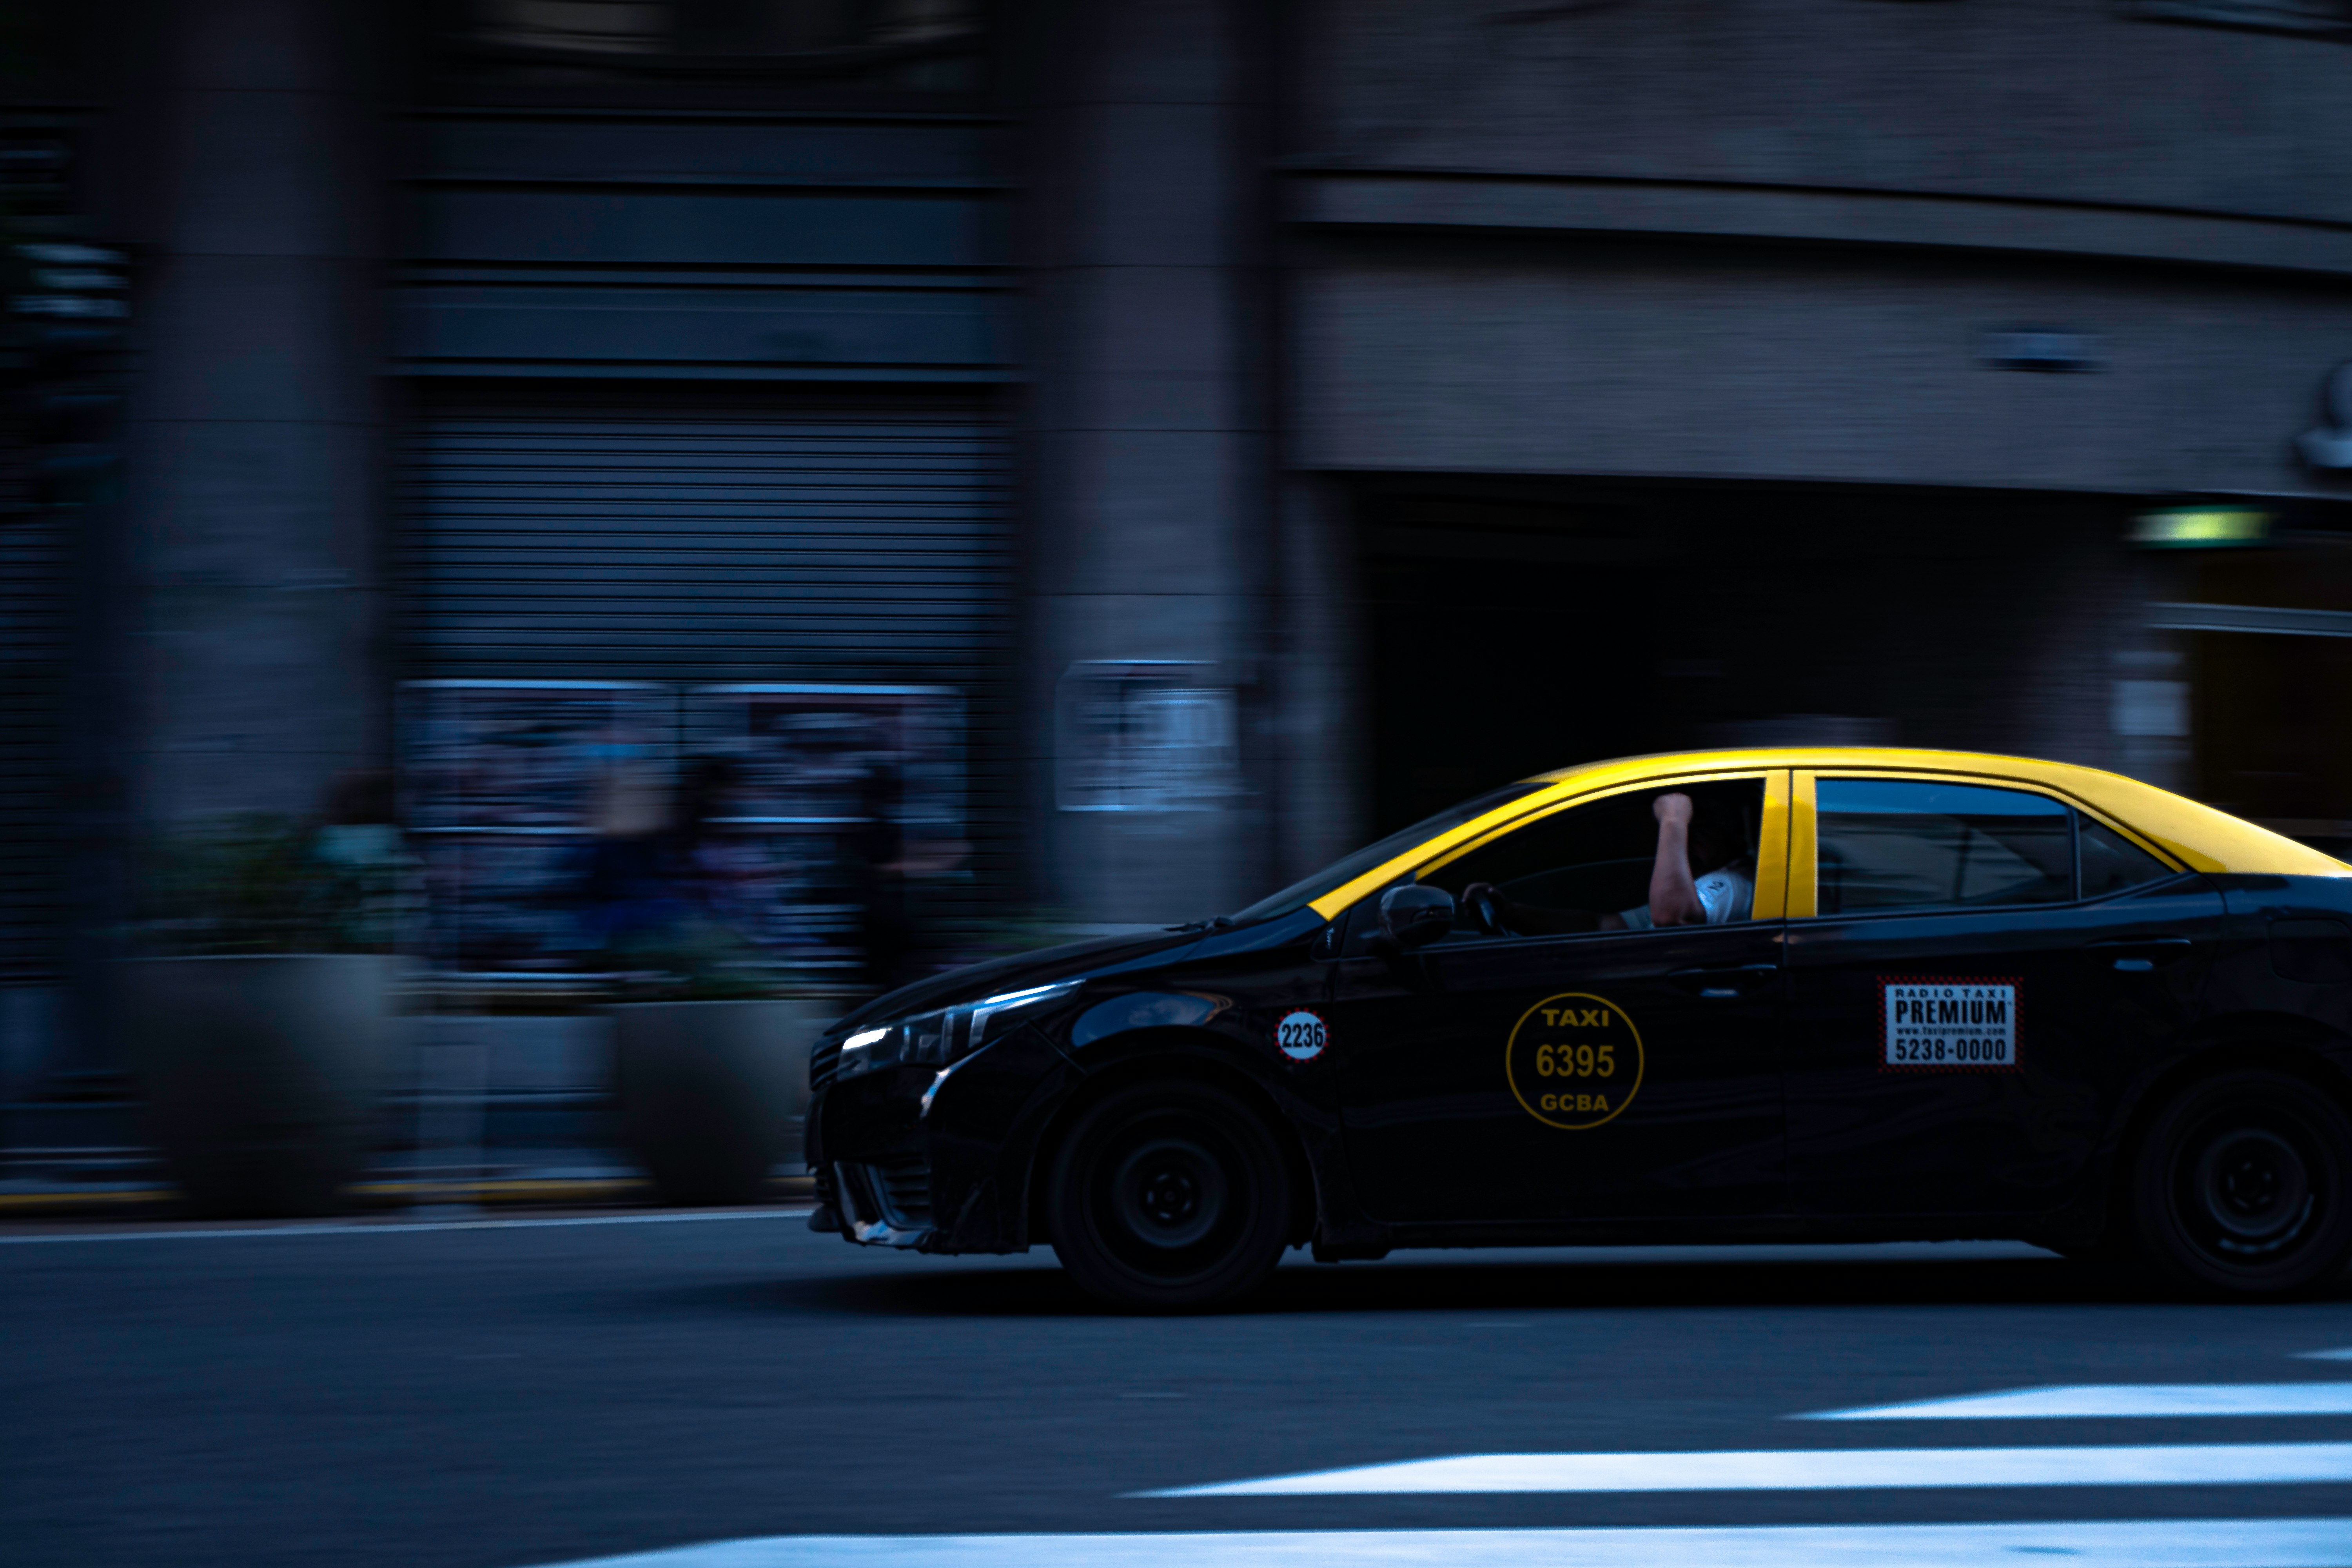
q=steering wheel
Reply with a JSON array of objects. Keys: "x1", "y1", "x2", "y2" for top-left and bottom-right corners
[{"x1": 1463, "y1": 884, "x2": 1505, "y2": 938}]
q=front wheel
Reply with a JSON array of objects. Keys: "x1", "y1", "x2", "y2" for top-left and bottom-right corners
[
  {"x1": 1047, "y1": 1081, "x2": 1294, "y2": 1311},
  {"x1": 2131, "y1": 1069, "x2": 2352, "y2": 1297}
]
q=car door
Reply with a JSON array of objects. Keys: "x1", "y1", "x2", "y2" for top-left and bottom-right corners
[
  {"x1": 1327, "y1": 771, "x2": 1791, "y2": 1226},
  {"x1": 1783, "y1": 771, "x2": 2223, "y2": 1219}
]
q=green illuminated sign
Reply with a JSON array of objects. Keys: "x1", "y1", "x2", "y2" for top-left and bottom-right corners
[{"x1": 2130, "y1": 508, "x2": 2273, "y2": 549}]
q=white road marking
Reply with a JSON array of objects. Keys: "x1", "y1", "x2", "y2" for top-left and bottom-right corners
[
  {"x1": 1139, "y1": 1442, "x2": 2352, "y2": 1496},
  {"x1": 0, "y1": 1209, "x2": 813, "y2": 1245},
  {"x1": 2304, "y1": 1350, "x2": 2352, "y2": 1363},
  {"x1": 1804, "y1": 1385, "x2": 2352, "y2": 1419},
  {"x1": 519, "y1": 1519, "x2": 2352, "y2": 1568}
]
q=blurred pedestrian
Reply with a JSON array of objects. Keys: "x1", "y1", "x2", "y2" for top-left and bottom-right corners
[
  {"x1": 849, "y1": 760, "x2": 914, "y2": 993},
  {"x1": 573, "y1": 733, "x2": 678, "y2": 966},
  {"x1": 671, "y1": 757, "x2": 756, "y2": 925},
  {"x1": 843, "y1": 759, "x2": 971, "y2": 995}
]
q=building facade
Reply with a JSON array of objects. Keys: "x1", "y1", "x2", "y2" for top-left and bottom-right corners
[{"x1": 7, "y1": 0, "x2": 2352, "y2": 1089}]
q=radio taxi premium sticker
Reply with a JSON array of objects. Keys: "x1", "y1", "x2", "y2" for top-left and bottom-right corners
[
  {"x1": 1505, "y1": 992, "x2": 1644, "y2": 1129},
  {"x1": 1880, "y1": 978, "x2": 2020, "y2": 1071},
  {"x1": 1276, "y1": 1009, "x2": 1328, "y2": 1062}
]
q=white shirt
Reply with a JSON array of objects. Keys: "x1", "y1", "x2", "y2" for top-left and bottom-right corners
[{"x1": 1618, "y1": 860, "x2": 1755, "y2": 930}]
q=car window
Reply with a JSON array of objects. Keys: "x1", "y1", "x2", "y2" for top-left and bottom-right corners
[
  {"x1": 2080, "y1": 817, "x2": 2176, "y2": 898},
  {"x1": 1418, "y1": 778, "x2": 1766, "y2": 938},
  {"x1": 1816, "y1": 779, "x2": 2072, "y2": 915}
]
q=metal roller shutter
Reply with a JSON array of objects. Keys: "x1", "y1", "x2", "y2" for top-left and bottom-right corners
[
  {"x1": 398, "y1": 385, "x2": 1017, "y2": 960},
  {"x1": 402, "y1": 387, "x2": 1010, "y2": 683}
]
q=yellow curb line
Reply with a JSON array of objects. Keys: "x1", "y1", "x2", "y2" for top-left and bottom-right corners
[
  {"x1": 349, "y1": 1178, "x2": 651, "y2": 1201},
  {"x1": 0, "y1": 1190, "x2": 176, "y2": 1211}
]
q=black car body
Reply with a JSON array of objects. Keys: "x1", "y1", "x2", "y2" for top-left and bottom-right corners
[{"x1": 809, "y1": 748, "x2": 2352, "y2": 1306}]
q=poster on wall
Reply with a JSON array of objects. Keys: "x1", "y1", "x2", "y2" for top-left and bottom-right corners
[
  {"x1": 397, "y1": 681, "x2": 967, "y2": 981},
  {"x1": 683, "y1": 685, "x2": 967, "y2": 980},
  {"x1": 399, "y1": 681, "x2": 677, "y2": 972}
]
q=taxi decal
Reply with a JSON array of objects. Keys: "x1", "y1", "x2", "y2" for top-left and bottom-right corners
[
  {"x1": 1880, "y1": 978, "x2": 2021, "y2": 1071},
  {"x1": 1506, "y1": 992, "x2": 1644, "y2": 1129},
  {"x1": 1276, "y1": 1009, "x2": 1328, "y2": 1062}
]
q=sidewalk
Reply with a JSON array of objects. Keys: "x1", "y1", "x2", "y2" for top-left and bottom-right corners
[{"x1": 0, "y1": 1149, "x2": 817, "y2": 1218}]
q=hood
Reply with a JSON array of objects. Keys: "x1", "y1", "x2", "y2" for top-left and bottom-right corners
[{"x1": 826, "y1": 926, "x2": 1208, "y2": 1034}]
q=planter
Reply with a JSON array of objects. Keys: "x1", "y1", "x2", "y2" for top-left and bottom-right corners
[
  {"x1": 122, "y1": 954, "x2": 399, "y2": 1218},
  {"x1": 612, "y1": 999, "x2": 822, "y2": 1207}
]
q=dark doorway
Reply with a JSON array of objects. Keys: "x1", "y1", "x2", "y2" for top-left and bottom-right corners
[
  {"x1": 1355, "y1": 478, "x2": 2137, "y2": 838},
  {"x1": 2189, "y1": 533, "x2": 2352, "y2": 857}
]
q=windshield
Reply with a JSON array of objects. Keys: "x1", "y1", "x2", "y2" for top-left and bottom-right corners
[{"x1": 1227, "y1": 779, "x2": 1553, "y2": 923}]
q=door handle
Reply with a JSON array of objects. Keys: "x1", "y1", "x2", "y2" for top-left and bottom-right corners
[
  {"x1": 2085, "y1": 937, "x2": 2193, "y2": 973},
  {"x1": 1668, "y1": 963, "x2": 1781, "y2": 999}
]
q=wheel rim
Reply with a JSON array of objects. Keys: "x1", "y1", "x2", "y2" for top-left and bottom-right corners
[
  {"x1": 1112, "y1": 1136, "x2": 1228, "y2": 1250},
  {"x1": 2174, "y1": 1112, "x2": 2323, "y2": 1265},
  {"x1": 1086, "y1": 1111, "x2": 1252, "y2": 1284}
]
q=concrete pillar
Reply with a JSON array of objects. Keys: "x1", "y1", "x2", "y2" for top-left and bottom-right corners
[
  {"x1": 1268, "y1": 474, "x2": 1368, "y2": 888},
  {"x1": 123, "y1": 0, "x2": 388, "y2": 826},
  {"x1": 1024, "y1": 0, "x2": 1278, "y2": 923}
]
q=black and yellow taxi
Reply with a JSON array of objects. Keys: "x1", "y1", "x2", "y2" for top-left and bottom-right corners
[{"x1": 807, "y1": 748, "x2": 2352, "y2": 1308}]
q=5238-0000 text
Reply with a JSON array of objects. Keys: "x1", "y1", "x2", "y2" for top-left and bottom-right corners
[{"x1": 1891, "y1": 1038, "x2": 2013, "y2": 1065}]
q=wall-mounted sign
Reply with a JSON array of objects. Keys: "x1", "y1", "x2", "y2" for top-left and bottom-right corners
[
  {"x1": 2299, "y1": 363, "x2": 2352, "y2": 471},
  {"x1": 1056, "y1": 661, "x2": 1241, "y2": 813}
]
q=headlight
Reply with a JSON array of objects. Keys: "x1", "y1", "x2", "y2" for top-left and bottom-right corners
[
  {"x1": 830, "y1": 978, "x2": 1083, "y2": 1085},
  {"x1": 835, "y1": 1025, "x2": 893, "y2": 1080}
]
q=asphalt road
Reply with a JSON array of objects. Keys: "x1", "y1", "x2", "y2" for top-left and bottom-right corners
[{"x1": 6, "y1": 1211, "x2": 2352, "y2": 1568}]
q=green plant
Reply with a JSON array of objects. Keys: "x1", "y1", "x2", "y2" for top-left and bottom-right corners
[
  {"x1": 608, "y1": 916, "x2": 782, "y2": 1002},
  {"x1": 138, "y1": 815, "x2": 405, "y2": 956}
]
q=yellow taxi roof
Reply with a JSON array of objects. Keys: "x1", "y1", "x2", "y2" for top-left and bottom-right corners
[{"x1": 1308, "y1": 746, "x2": 2347, "y2": 920}]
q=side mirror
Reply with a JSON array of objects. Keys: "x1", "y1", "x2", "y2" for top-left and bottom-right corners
[{"x1": 1378, "y1": 884, "x2": 1456, "y2": 950}]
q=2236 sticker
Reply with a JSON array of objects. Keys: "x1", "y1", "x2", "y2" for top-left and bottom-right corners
[{"x1": 1275, "y1": 1009, "x2": 1328, "y2": 1062}]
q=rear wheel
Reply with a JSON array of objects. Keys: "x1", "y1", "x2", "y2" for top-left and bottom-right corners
[
  {"x1": 1047, "y1": 1080, "x2": 1293, "y2": 1311},
  {"x1": 2131, "y1": 1069, "x2": 2352, "y2": 1297}
]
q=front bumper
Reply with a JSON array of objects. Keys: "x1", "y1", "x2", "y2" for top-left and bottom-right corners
[
  {"x1": 808, "y1": 1020, "x2": 1080, "y2": 1256},
  {"x1": 831, "y1": 1155, "x2": 935, "y2": 1249}
]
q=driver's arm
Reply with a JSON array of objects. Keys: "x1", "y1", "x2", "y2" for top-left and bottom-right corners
[{"x1": 1646, "y1": 792, "x2": 1707, "y2": 927}]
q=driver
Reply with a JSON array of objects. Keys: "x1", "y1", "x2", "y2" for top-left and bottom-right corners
[
  {"x1": 1612, "y1": 791, "x2": 1754, "y2": 929},
  {"x1": 1461, "y1": 791, "x2": 1753, "y2": 935}
]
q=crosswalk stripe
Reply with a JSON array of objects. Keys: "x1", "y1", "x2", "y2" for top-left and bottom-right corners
[
  {"x1": 1803, "y1": 1385, "x2": 2352, "y2": 1419},
  {"x1": 1138, "y1": 1442, "x2": 2352, "y2": 1496},
  {"x1": 521, "y1": 1519, "x2": 2352, "y2": 1567}
]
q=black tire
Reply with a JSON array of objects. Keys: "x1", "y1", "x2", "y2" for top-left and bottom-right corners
[
  {"x1": 1047, "y1": 1080, "x2": 1294, "y2": 1311},
  {"x1": 2130, "y1": 1069, "x2": 2352, "y2": 1297}
]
